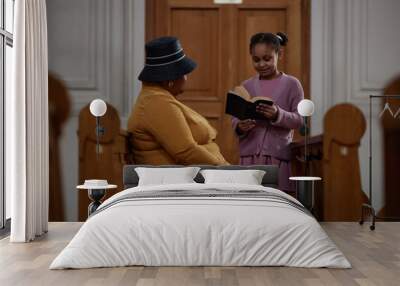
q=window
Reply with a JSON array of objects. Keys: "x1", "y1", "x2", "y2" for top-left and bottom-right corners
[{"x1": 1, "y1": 0, "x2": 14, "y2": 231}]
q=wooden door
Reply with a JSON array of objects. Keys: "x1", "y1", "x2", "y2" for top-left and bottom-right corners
[{"x1": 147, "y1": 0, "x2": 310, "y2": 164}]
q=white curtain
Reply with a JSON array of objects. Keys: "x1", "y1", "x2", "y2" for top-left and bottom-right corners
[{"x1": 7, "y1": 0, "x2": 49, "y2": 242}]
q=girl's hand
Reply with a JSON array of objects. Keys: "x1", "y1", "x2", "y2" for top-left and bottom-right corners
[
  {"x1": 237, "y1": 119, "x2": 256, "y2": 134},
  {"x1": 256, "y1": 103, "x2": 279, "y2": 120}
]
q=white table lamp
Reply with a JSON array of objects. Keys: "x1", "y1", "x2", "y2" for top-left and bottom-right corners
[
  {"x1": 298, "y1": 99, "x2": 315, "y2": 117},
  {"x1": 297, "y1": 99, "x2": 315, "y2": 174},
  {"x1": 89, "y1": 99, "x2": 107, "y2": 158},
  {"x1": 90, "y1": 99, "x2": 107, "y2": 117}
]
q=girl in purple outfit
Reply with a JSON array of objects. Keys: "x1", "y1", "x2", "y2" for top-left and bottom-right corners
[{"x1": 232, "y1": 32, "x2": 304, "y2": 194}]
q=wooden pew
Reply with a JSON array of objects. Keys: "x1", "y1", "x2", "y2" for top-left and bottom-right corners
[
  {"x1": 77, "y1": 102, "x2": 133, "y2": 221},
  {"x1": 380, "y1": 76, "x2": 400, "y2": 218},
  {"x1": 291, "y1": 104, "x2": 367, "y2": 221},
  {"x1": 48, "y1": 73, "x2": 71, "y2": 222}
]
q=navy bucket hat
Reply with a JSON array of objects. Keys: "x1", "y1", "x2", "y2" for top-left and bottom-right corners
[{"x1": 138, "y1": 36, "x2": 197, "y2": 82}]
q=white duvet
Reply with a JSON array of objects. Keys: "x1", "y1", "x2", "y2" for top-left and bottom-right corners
[{"x1": 50, "y1": 183, "x2": 351, "y2": 269}]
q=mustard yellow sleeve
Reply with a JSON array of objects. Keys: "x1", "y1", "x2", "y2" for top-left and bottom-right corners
[{"x1": 143, "y1": 95, "x2": 225, "y2": 165}]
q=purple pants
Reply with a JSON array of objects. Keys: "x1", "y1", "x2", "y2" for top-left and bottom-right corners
[{"x1": 240, "y1": 155, "x2": 293, "y2": 193}]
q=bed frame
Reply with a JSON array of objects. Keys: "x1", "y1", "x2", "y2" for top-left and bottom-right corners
[{"x1": 123, "y1": 165, "x2": 279, "y2": 189}]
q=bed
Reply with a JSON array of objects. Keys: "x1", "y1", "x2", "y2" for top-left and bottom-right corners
[{"x1": 50, "y1": 165, "x2": 350, "y2": 269}]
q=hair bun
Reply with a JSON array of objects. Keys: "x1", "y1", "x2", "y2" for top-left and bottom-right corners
[{"x1": 276, "y1": 32, "x2": 288, "y2": 46}]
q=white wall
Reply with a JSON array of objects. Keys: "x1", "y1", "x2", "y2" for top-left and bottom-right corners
[
  {"x1": 47, "y1": 0, "x2": 145, "y2": 221},
  {"x1": 311, "y1": 0, "x2": 400, "y2": 211}
]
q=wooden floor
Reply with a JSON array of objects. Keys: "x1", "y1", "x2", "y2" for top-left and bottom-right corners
[{"x1": 0, "y1": 222, "x2": 399, "y2": 286}]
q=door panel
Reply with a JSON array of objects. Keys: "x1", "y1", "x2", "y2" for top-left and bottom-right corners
[
  {"x1": 238, "y1": 8, "x2": 287, "y2": 83},
  {"x1": 171, "y1": 8, "x2": 220, "y2": 101}
]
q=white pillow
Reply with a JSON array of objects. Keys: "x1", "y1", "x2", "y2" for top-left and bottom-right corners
[
  {"x1": 135, "y1": 167, "x2": 201, "y2": 186},
  {"x1": 200, "y1": 169, "x2": 266, "y2": 185}
]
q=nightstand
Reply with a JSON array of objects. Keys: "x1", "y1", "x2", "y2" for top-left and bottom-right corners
[
  {"x1": 77, "y1": 180, "x2": 117, "y2": 216},
  {"x1": 289, "y1": 176, "x2": 322, "y2": 213}
]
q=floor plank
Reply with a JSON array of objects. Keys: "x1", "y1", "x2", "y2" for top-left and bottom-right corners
[{"x1": 0, "y1": 222, "x2": 399, "y2": 286}]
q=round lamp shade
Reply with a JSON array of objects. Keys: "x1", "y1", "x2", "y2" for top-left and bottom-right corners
[
  {"x1": 297, "y1": 99, "x2": 315, "y2": 117},
  {"x1": 89, "y1": 99, "x2": 107, "y2": 117}
]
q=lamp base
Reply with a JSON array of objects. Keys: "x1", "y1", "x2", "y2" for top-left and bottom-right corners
[
  {"x1": 87, "y1": 189, "x2": 106, "y2": 216},
  {"x1": 296, "y1": 181, "x2": 313, "y2": 210},
  {"x1": 359, "y1": 203, "x2": 376, "y2": 230},
  {"x1": 359, "y1": 203, "x2": 400, "y2": 230}
]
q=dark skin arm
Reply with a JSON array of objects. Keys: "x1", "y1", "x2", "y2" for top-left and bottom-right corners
[
  {"x1": 255, "y1": 103, "x2": 279, "y2": 121},
  {"x1": 236, "y1": 119, "x2": 256, "y2": 134},
  {"x1": 236, "y1": 102, "x2": 279, "y2": 135}
]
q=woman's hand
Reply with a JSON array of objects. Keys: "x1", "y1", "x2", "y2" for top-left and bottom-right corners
[
  {"x1": 256, "y1": 103, "x2": 279, "y2": 120},
  {"x1": 237, "y1": 119, "x2": 256, "y2": 134}
]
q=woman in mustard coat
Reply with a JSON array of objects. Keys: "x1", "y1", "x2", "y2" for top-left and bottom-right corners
[{"x1": 128, "y1": 37, "x2": 228, "y2": 165}]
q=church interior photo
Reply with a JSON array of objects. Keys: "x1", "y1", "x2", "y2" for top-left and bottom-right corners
[{"x1": 1, "y1": 0, "x2": 400, "y2": 285}]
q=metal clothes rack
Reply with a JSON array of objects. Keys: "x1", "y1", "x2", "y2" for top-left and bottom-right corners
[{"x1": 360, "y1": 94, "x2": 400, "y2": 230}]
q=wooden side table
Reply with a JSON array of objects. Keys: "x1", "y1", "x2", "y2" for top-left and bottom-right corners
[
  {"x1": 289, "y1": 176, "x2": 322, "y2": 214},
  {"x1": 77, "y1": 182, "x2": 117, "y2": 216}
]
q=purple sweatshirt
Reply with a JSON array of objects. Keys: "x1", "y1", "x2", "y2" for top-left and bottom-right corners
[{"x1": 232, "y1": 73, "x2": 304, "y2": 161}]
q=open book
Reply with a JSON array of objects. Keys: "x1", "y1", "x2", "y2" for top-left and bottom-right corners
[{"x1": 225, "y1": 91, "x2": 274, "y2": 120}]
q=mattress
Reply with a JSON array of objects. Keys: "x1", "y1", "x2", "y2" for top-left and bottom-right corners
[{"x1": 50, "y1": 183, "x2": 351, "y2": 269}]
